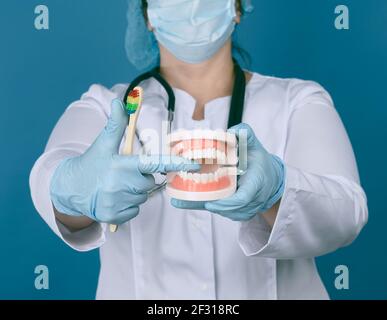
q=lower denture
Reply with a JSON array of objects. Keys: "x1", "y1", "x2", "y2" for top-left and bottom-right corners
[{"x1": 171, "y1": 175, "x2": 231, "y2": 192}]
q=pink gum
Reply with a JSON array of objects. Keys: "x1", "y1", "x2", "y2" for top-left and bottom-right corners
[{"x1": 170, "y1": 175, "x2": 231, "y2": 192}]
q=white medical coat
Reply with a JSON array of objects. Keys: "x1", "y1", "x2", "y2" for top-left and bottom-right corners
[{"x1": 29, "y1": 72, "x2": 368, "y2": 299}]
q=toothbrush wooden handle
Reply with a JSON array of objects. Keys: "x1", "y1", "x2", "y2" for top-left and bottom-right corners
[
  {"x1": 110, "y1": 112, "x2": 140, "y2": 233},
  {"x1": 123, "y1": 113, "x2": 138, "y2": 155},
  {"x1": 109, "y1": 224, "x2": 119, "y2": 233}
]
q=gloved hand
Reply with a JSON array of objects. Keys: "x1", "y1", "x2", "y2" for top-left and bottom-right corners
[
  {"x1": 171, "y1": 123, "x2": 285, "y2": 221},
  {"x1": 50, "y1": 99, "x2": 200, "y2": 225}
]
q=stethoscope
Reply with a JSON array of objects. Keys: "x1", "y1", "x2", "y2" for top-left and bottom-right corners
[{"x1": 124, "y1": 60, "x2": 246, "y2": 196}]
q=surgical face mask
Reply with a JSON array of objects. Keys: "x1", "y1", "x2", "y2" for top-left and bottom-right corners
[{"x1": 147, "y1": 0, "x2": 237, "y2": 64}]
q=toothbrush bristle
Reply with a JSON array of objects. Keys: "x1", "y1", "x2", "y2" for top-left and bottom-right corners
[
  {"x1": 125, "y1": 88, "x2": 142, "y2": 115},
  {"x1": 129, "y1": 90, "x2": 140, "y2": 98}
]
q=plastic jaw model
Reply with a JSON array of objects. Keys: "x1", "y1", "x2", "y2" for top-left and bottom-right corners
[{"x1": 166, "y1": 130, "x2": 238, "y2": 201}]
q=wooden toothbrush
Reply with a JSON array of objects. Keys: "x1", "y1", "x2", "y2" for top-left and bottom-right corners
[{"x1": 109, "y1": 86, "x2": 143, "y2": 233}]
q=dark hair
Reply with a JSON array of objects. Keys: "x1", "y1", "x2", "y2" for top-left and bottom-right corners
[
  {"x1": 140, "y1": 0, "x2": 251, "y2": 68},
  {"x1": 141, "y1": 0, "x2": 148, "y2": 18}
]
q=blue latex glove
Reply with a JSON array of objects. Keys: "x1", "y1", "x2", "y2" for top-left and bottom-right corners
[
  {"x1": 171, "y1": 123, "x2": 285, "y2": 221},
  {"x1": 50, "y1": 99, "x2": 200, "y2": 225}
]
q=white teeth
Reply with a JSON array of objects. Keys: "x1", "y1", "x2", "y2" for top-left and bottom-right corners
[
  {"x1": 204, "y1": 157, "x2": 214, "y2": 165},
  {"x1": 193, "y1": 173, "x2": 201, "y2": 183},
  {"x1": 180, "y1": 148, "x2": 227, "y2": 163},
  {"x1": 177, "y1": 167, "x2": 232, "y2": 183},
  {"x1": 216, "y1": 150, "x2": 222, "y2": 163},
  {"x1": 178, "y1": 171, "x2": 187, "y2": 180},
  {"x1": 217, "y1": 150, "x2": 227, "y2": 164}
]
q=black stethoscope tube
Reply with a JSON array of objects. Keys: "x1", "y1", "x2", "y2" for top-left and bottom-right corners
[
  {"x1": 125, "y1": 60, "x2": 246, "y2": 132},
  {"x1": 126, "y1": 61, "x2": 247, "y2": 195}
]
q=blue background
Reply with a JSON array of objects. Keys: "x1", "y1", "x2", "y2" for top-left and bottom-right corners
[{"x1": 0, "y1": 0, "x2": 386, "y2": 299}]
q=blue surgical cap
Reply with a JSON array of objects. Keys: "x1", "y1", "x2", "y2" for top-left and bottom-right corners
[{"x1": 125, "y1": 0, "x2": 254, "y2": 71}]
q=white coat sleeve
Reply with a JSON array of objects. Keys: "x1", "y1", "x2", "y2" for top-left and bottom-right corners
[
  {"x1": 238, "y1": 80, "x2": 368, "y2": 259},
  {"x1": 29, "y1": 84, "x2": 121, "y2": 251}
]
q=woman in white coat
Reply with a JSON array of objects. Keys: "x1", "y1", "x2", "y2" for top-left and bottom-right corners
[{"x1": 29, "y1": 0, "x2": 368, "y2": 299}]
